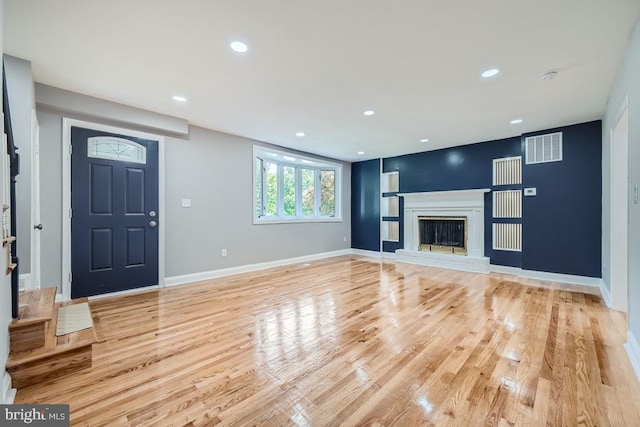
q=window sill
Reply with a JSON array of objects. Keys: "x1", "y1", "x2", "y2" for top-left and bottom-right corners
[{"x1": 253, "y1": 217, "x2": 343, "y2": 225}]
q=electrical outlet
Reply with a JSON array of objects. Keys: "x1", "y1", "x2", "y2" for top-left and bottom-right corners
[
  {"x1": 221, "y1": 249, "x2": 227, "y2": 257},
  {"x1": 181, "y1": 198, "x2": 192, "y2": 208},
  {"x1": 343, "y1": 236, "x2": 347, "y2": 242}
]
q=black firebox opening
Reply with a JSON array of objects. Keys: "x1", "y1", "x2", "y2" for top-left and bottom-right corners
[{"x1": 419, "y1": 218, "x2": 465, "y2": 248}]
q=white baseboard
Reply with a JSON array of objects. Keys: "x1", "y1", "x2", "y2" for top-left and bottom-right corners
[
  {"x1": 489, "y1": 265, "x2": 603, "y2": 288},
  {"x1": 351, "y1": 249, "x2": 382, "y2": 258},
  {"x1": 87, "y1": 284, "x2": 161, "y2": 301},
  {"x1": 2, "y1": 371, "x2": 15, "y2": 404},
  {"x1": 165, "y1": 249, "x2": 352, "y2": 287},
  {"x1": 625, "y1": 330, "x2": 640, "y2": 382},
  {"x1": 351, "y1": 249, "x2": 396, "y2": 259},
  {"x1": 599, "y1": 281, "x2": 612, "y2": 308},
  {"x1": 18, "y1": 273, "x2": 30, "y2": 292}
]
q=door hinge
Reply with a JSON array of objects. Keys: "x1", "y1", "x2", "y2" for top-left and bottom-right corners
[
  {"x1": 69, "y1": 144, "x2": 73, "y2": 155},
  {"x1": 69, "y1": 208, "x2": 72, "y2": 219},
  {"x1": 68, "y1": 273, "x2": 72, "y2": 284}
]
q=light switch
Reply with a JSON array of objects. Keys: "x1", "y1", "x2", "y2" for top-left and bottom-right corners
[
  {"x1": 524, "y1": 188, "x2": 537, "y2": 196},
  {"x1": 181, "y1": 198, "x2": 192, "y2": 208}
]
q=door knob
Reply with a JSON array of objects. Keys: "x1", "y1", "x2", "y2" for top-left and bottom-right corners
[
  {"x1": 34, "y1": 224, "x2": 43, "y2": 230},
  {"x1": 149, "y1": 221, "x2": 157, "y2": 228}
]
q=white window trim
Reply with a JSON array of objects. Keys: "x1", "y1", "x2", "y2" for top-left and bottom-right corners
[{"x1": 253, "y1": 145, "x2": 343, "y2": 224}]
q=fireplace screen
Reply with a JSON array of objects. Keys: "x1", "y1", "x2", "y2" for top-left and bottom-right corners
[{"x1": 418, "y1": 216, "x2": 467, "y2": 255}]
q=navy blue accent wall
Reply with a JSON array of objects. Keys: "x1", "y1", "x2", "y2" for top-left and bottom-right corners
[
  {"x1": 350, "y1": 121, "x2": 602, "y2": 277},
  {"x1": 521, "y1": 121, "x2": 602, "y2": 277},
  {"x1": 383, "y1": 137, "x2": 522, "y2": 265},
  {"x1": 351, "y1": 159, "x2": 380, "y2": 251},
  {"x1": 383, "y1": 138, "x2": 522, "y2": 193}
]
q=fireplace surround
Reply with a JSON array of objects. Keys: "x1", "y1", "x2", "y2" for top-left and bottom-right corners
[{"x1": 395, "y1": 189, "x2": 490, "y2": 273}]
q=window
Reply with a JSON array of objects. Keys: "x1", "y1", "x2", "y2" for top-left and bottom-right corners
[
  {"x1": 253, "y1": 146, "x2": 342, "y2": 223},
  {"x1": 88, "y1": 136, "x2": 146, "y2": 164}
]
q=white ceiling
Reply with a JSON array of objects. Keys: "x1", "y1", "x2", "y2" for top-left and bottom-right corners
[{"x1": 4, "y1": 0, "x2": 640, "y2": 162}]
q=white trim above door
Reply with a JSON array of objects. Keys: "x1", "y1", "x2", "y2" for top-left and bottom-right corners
[{"x1": 61, "y1": 118, "x2": 166, "y2": 301}]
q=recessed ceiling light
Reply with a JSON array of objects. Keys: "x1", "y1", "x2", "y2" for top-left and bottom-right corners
[
  {"x1": 172, "y1": 95, "x2": 187, "y2": 102},
  {"x1": 481, "y1": 68, "x2": 500, "y2": 78},
  {"x1": 363, "y1": 110, "x2": 375, "y2": 116},
  {"x1": 357, "y1": 151, "x2": 365, "y2": 155},
  {"x1": 420, "y1": 138, "x2": 429, "y2": 143},
  {"x1": 510, "y1": 119, "x2": 523, "y2": 124},
  {"x1": 230, "y1": 41, "x2": 248, "y2": 53},
  {"x1": 541, "y1": 70, "x2": 558, "y2": 80},
  {"x1": 295, "y1": 132, "x2": 305, "y2": 137}
]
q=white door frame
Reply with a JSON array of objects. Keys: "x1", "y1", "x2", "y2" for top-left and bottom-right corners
[
  {"x1": 61, "y1": 118, "x2": 165, "y2": 301},
  {"x1": 610, "y1": 95, "x2": 629, "y2": 312},
  {"x1": 30, "y1": 110, "x2": 41, "y2": 290}
]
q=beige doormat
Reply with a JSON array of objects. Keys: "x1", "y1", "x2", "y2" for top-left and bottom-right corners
[{"x1": 56, "y1": 302, "x2": 93, "y2": 336}]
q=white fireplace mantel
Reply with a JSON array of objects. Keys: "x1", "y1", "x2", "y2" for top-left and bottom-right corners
[{"x1": 396, "y1": 188, "x2": 491, "y2": 273}]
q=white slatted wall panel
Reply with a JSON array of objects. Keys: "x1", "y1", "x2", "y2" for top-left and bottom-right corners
[
  {"x1": 492, "y1": 156, "x2": 522, "y2": 185},
  {"x1": 492, "y1": 223, "x2": 522, "y2": 252},
  {"x1": 493, "y1": 190, "x2": 522, "y2": 218}
]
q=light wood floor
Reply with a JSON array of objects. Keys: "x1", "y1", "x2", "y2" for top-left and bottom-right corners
[{"x1": 14, "y1": 256, "x2": 640, "y2": 426}]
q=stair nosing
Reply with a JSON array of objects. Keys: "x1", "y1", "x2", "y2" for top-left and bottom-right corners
[
  {"x1": 9, "y1": 315, "x2": 53, "y2": 329},
  {"x1": 7, "y1": 339, "x2": 95, "y2": 368}
]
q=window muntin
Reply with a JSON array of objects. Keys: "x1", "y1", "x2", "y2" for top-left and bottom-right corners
[
  {"x1": 253, "y1": 146, "x2": 341, "y2": 223},
  {"x1": 88, "y1": 136, "x2": 146, "y2": 164}
]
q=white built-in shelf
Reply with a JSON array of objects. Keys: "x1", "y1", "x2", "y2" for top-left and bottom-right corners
[
  {"x1": 381, "y1": 170, "x2": 400, "y2": 245},
  {"x1": 381, "y1": 171, "x2": 399, "y2": 194}
]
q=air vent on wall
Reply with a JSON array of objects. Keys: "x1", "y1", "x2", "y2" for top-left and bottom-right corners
[
  {"x1": 493, "y1": 190, "x2": 522, "y2": 218},
  {"x1": 493, "y1": 223, "x2": 522, "y2": 252},
  {"x1": 493, "y1": 156, "x2": 522, "y2": 185},
  {"x1": 525, "y1": 132, "x2": 562, "y2": 164}
]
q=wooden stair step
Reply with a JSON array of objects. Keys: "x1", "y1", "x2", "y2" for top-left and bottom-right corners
[
  {"x1": 9, "y1": 287, "x2": 58, "y2": 353},
  {"x1": 7, "y1": 297, "x2": 99, "y2": 389},
  {"x1": 10, "y1": 287, "x2": 57, "y2": 329}
]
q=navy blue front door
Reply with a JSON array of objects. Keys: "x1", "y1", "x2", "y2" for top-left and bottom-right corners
[{"x1": 71, "y1": 126, "x2": 159, "y2": 298}]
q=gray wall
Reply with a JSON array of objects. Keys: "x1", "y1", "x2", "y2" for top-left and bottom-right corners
[
  {"x1": 0, "y1": 0, "x2": 14, "y2": 399},
  {"x1": 3, "y1": 55, "x2": 34, "y2": 275},
  {"x1": 36, "y1": 87, "x2": 351, "y2": 288},
  {"x1": 602, "y1": 16, "x2": 640, "y2": 339}
]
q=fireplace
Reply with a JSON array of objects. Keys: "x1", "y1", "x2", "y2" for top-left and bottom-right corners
[
  {"x1": 395, "y1": 189, "x2": 490, "y2": 273},
  {"x1": 418, "y1": 216, "x2": 467, "y2": 255}
]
